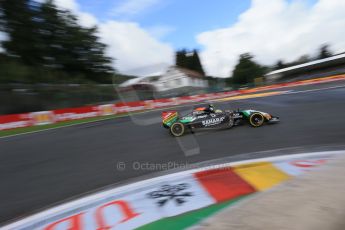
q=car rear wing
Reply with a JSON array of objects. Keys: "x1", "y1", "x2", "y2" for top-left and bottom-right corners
[{"x1": 162, "y1": 111, "x2": 179, "y2": 128}]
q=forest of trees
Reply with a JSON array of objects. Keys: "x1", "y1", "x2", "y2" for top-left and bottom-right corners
[
  {"x1": 273, "y1": 44, "x2": 334, "y2": 71},
  {"x1": 0, "y1": 0, "x2": 115, "y2": 84},
  {"x1": 228, "y1": 44, "x2": 337, "y2": 87}
]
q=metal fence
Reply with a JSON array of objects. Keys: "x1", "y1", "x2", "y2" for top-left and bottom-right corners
[{"x1": 0, "y1": 84, "x2": 117, "y2": 115}]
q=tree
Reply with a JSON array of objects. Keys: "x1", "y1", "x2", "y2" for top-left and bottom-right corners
[
  {"x1": 189, "y1": 49, "x2": 205, "y2": 75},
  {"x1": 175, "y1": 49, "x2": 188, "y2": 69},
  {"x1": 228, "y1": 53, "x2": 266, "y2": 86},
  {"x1": 39, "y1": 1, "x2": 114, "y2": 81},
  {"x1": 0, "y1": 0, "x2": 43, "y2": 65},
  {"x1": 274, "y1": 60, "x2": 286, "y2": 70},
  {"x1": 0, "y1": 0, "x2": 115, "y2": 83},
  {"x1": 318, "y1": 44, "x2": 333, "y2": 59},
  {"x1": 175, "y1": 49, "x2": 205, "y2": 75},
  {"x1": 274, "y1": 54, "x2": 311, "y2": 70},
  {"x1": 296, "y1": 55, "x2": 310, "y2": 64}
]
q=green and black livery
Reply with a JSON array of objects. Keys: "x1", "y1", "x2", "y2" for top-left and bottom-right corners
[{"x1": 162, "y1": 107, "x2": 279, "y2": 137}]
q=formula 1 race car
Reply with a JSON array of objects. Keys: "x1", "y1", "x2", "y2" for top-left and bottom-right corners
[{"x1": 162, "y1": 104, "x2": 279, "y2": 137}]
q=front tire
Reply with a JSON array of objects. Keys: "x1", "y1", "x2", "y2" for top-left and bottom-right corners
[
  {"x1": 249, "y1": 113, "x2": 264, "y2": 127},
  {"x1": 170, "y1": 122, "x2": 185, "y2": 137}
]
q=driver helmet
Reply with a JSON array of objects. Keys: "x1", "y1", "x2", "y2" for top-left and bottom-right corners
[{"x1": 208, "y1": 104, "x2": 215, "y2": 112}]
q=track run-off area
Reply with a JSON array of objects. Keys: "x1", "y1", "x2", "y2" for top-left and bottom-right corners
[{"x1": 1, "y1": 80, "x2": 345, "y2": 223}]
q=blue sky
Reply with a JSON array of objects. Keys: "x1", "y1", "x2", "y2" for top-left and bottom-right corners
[{"x1": 77, "y1": 0, "x2": 251, "y2": 50}]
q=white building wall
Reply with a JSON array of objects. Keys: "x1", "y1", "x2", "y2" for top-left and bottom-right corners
[{"x1": 121, "y1": 67, "x2": 209, "y2": 92}]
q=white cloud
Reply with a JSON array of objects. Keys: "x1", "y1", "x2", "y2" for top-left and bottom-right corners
[
  {"x1": 0, "y1": 30, "x2": 10, "y2": 52},
  {"x1": 0, "y1": 32, "x2": 6, "y2": 52},
  {"x1": 0, "y1": 8, "x2": 7, "y2": 52},
  {"x1": 77, "y1": 12, "x2": 98, "y2": 28},
  {"x1": 54, "y1": 0, "x2": 78, "y2": 11},
  {"x1": 146, "y1": 25, "x2": 176, "y2": 39},
  {"x1": 111, "y1": 0, "x2": 160, "y2": 18},
  {"x1": 51, "y1": 0, "x2": 174, "y2": 75},
  {"x1": 52, "y1": 0, "x2": 97, "y2": 28},
  {"x1": 99, "y1": 21, "x2": 173, "y2": 74},
  {"x1": 197, "y1": 0, "x2": 345, "y2": 77}
]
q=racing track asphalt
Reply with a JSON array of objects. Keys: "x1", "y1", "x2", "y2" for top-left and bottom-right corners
[{"x1": 1, "y1": 81, "x2": 345, "y2": 224}]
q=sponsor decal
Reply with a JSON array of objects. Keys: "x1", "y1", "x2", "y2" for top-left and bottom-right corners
[
  {"x1": 181, "y1": 116, "x2": 196, "y2": 122},
  {"x1": 115, "y1": 105, "x2": 146, "y2": 113},
  {"x1": 147, "y1": 183, "x2": 193, "y2": 207},
  {"x1": 162, "y1": 112, "x2": 176, "y2": 120},
  {"x1": 233, "y1": 113, "x2": 243, "y2": 119},
  {"x1": 144, "y1": 100, "x2": 154, "y2": 110},
  {"x1": 98, "y1": 104, "x2": 115, "y2": 116},
  {"x1": 274, "y1": 157, "x2": 330, "y2": 176},
  {"x1": 197, "y1": 115, "x2": 208, "y2": 119},
  {"x1": 151, "y1": 99, "x2": 177, "y2": 108},
  {"x1": 93, "y1": 200, "x2": 141, "y2": 230},
  {"x1": 42, "y1": 199, "x2": 141, "y2": 230},
  {"x1": 290, "y1": 159, "x2": 327, "y2": 168},
  {"x1": 202, "y1": 117, "x2": 225, "y2": 127},
  {"x1": 30, "y1": 111, "x2": 55, "y2": 125},
  {"x1": 54, "y1": 112, "x2": 98, "y2": 122},
  {"x1": 144, "y1": 177, "x2": 214, "y2": 217},
  {"x1": 162, "y1": 112, "x2": 178, "y2": 124},
  {"x1": 53, "y1": 106, "x2": 99, "y2": 122}
]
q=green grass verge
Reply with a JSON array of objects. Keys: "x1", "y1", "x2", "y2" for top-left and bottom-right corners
[
  {"x1": 137, "y1": 196, "x2": 248, "y2": 230},
  {"x1": 0, "y1": 114, "x2": 125, "y2": 137}
]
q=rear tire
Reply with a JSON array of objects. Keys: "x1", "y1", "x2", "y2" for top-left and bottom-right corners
[
  {"x1": 249, "y1": 113, "x2": 264, "y2": 127},
  {"x1": 170, "y1": 122, "x2": 185, "y2": 137}
]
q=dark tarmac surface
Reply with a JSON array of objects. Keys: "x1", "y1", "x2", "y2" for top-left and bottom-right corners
[{"x1": 1, "y1": 81, "x2": 345, "y2": 223}]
